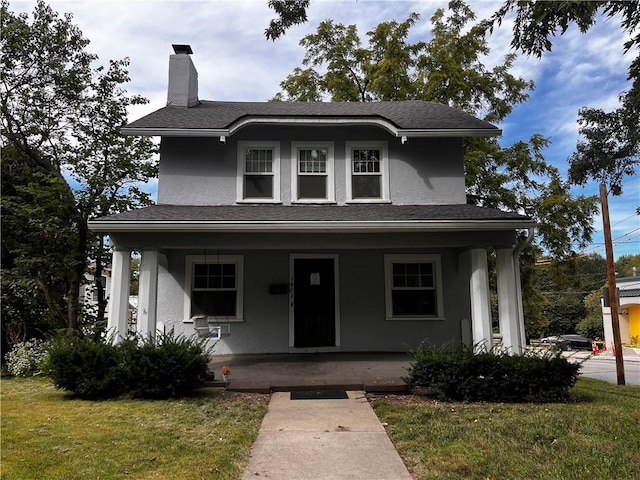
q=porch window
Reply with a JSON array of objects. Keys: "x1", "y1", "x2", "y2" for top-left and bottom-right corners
[
  {"x1": 185, "y1": 255, "x2": 244, "y2": 321},
  {"x1": 237, "y1": 142, "x2": 280, "y2": 202},
  {"x1": 346, "y1": 141, "x2": 389, "y2": 202},
  {"x1": 292, "y1": 142, "x2": 334, "y2": 202},
  {"x1": 384, "y1": 254, "x2": 444, "y2": 319}
]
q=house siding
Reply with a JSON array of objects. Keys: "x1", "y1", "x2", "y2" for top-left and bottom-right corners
[
  {"x1": 157, "y1": 126, "x2": 466, "y2": 206},
  {"x1": 153, "y1": 246, "x2": 475, "y2": 355}
]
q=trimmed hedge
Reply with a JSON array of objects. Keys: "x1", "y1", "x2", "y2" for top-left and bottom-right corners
[
  {"x1": 404, "y1": 343, "x2": 581, "y2": 402},
  {"x1": 46, "y1": 332, "x2": 210, "y2": 400}
]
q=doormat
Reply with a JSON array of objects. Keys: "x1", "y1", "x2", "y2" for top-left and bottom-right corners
[{"x1": 290, "y1": 390, "x2": 349, "y2": 400}]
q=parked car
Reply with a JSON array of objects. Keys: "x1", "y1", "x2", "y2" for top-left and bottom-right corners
[
  {"x1": 540, "y1": 336, "x2": 561, "y2": 344},
  {"x1": 540, "y1": 334, "x2": 592, "y2": 350},
  {"x1": 559, "y1": 334, "x2": 592, "y2": 350}
]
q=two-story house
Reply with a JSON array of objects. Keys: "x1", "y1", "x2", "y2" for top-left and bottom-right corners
[{"x1": 89, "y1": 45, "x2": 535, "y2": 355}]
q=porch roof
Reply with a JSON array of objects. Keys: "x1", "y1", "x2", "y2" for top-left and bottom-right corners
[
  {"x1": 121, "y1": 100, "x2": 500, "y2": 138},
  {"x1": 89, "y1": 204, "x2": 535, "y2": 233}
]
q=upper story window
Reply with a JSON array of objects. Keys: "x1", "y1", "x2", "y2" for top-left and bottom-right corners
[
  {"x1": 346, "y1": 141, "x2": 389, "y2": 202},
  {"x1": 292, "y1": 142, "x2": 335, "y2": 203},
  {"x1": 237, "y1": 141, "x2": 280, "y2": 202}
]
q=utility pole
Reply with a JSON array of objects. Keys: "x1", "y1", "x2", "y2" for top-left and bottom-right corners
[{"x1": 600, "y1": 183, "x2": 625, "y2": 385}]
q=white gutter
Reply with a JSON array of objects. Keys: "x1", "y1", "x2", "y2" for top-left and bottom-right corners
[
  {"x1": 121, "y1": 117, "x2": 501, "y2": 138},
  {"x1": 88, "y1": 219, "x2": 536, "y2": 233}
]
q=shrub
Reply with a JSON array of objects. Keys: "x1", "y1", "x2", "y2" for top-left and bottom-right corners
[
  {"x1": 46, "y1": 335, "x2": 124, "y2": 399},
  {"x1": 576, "y1": 315, "x2": 604, "y2": 340},
  {"x1": 404, "y1": 342, "x2": 581, "y2": 402},
  {"x1": 4, "y1": 338, "x2": 50, "y2": 377},
  {"x1": 119, "y1": 332, "x2": 210, "y2": 399},
  {"x1": 45, "y1": 332, "x2": 210, "y2": 400}
]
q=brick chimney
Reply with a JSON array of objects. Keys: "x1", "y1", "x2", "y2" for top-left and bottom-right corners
[{"x1": 167, "y1": 44, "x2": 199, "y2": 107}]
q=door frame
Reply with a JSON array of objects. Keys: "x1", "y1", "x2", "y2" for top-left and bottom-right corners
[{"x1": 289, "y1": 253, "x2": 341, "y2": 350}]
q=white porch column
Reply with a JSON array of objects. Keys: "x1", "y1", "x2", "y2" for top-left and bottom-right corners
[
  {"x1": 496, "y1": 248, "x2": 523, "y2": 353},
  {"x1": 469, "y1": 248, "x2": 493, "y2": 352},
  {"x1": 137, "y1": 249, "x2": 159, "y2": 340},
  {"x1": 107, "y1": 248, "x2": 131, "y2": 342}
]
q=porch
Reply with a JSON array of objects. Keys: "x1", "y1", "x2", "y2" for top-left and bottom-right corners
[{"x1": 206, "y1": 352, "x2": 413, "y2": 394}]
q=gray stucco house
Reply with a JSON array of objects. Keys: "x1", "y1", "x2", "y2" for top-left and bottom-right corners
[{"x1": 89, "y1": 45, "x2": 535, "y2": 355}]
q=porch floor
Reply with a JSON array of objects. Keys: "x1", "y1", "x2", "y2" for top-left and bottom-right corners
[{"x1": 206, "y1": 352, "x2": 413, "y2": 393}]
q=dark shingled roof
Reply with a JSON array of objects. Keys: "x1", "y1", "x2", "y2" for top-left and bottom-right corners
[
  {"x1": 620, "y1": 288, "x2": 640, "y2": 298},
  {"x1": 93, "y1": 204, "x2": 531, "y2": 224},
  {"x1": 124, "y1": 100, "x2": 499, "y2": 133}
]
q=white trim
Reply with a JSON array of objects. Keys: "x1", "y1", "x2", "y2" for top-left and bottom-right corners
[
  {"x1": 289, "y1": 254, "x2": 341, "y2": 348},
  {"x1": 345, "y1": 141, "x2": 390, "y2": 202},
  {"x1": 236, "y1": 141, "x2": 281, "y2": 203},
  {"x1": 89, "y1": 219, "x2": 536, "y2": 233},
  {"x1": 384, "y1": 254, "x2": 444, "y2": 320},
  {"x1": 121, "y1": 118, "x2": 501, "y2": 138},
  {"x1": 290, "y1": 141, "x2": 335, "y2": 203},
  {"x1": 183, "y1": 255, "x2": 244, "y2": 322}
]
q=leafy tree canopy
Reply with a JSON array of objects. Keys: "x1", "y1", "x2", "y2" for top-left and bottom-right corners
[
  {"x1": 1, "y1": 0, "x2": 158, "y2": 337},
  {"x1": 274, "y1": 1, "x2": 598, "y2": 261}
]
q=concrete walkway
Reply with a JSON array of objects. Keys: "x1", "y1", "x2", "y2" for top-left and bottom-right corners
[{"x1": 241, "y1": 390, "x2": 413, "y2": 480}]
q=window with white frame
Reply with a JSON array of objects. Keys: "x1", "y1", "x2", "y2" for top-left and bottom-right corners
[
  {"x1": 185, "y1": 255, "x2": 244, "y2": 321},
  {"x1": 384, "y1": 254, "x2": 444, "y2": 319},
  {"x1": 292, "y1": 142, "x2": 334, "y2": 202},
  {"x1": 237, "y1": 142, "x2": 280, "y2": 202},
  {"x1": 346, "y1": 141, "x2": 389, "y2": 202}
]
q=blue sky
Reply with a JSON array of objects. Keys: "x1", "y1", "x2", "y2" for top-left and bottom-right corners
[{"x1": 11, "y1": 0, "x2": 640, "y2": 259}]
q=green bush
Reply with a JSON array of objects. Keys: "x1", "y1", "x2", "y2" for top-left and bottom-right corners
[
  {"x1": 119, "y1": 332, "x2": 210, "y2": 399},
  {"x1": 4, "y1": 338, "x2": 51, "y2": 377},
  {"x1": 404, "y1": 343, "x2": 581, "y2": 402},
  {"x1": 46, "y1": 332, "x2": 210, "y2": 400},
  {"x1": 46, "y1": 335, "x2": 124, "y2": 399},
  {"x1": 576, "y1": 316, "x2": 604, "y2": 340}
]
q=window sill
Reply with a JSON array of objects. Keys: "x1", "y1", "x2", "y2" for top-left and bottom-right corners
[
  {"x1": 385, "y1": 316, "x2": 445, "y2": 321},
  {"x1": 346, "y1": 199, "x2": 392, "y2": 204},
  {"x1": 184, "y1": 318, "x2": 244, "y2": 323},
  {"x1": 236, "y1": 200, "x2": 282, "y2": 204},
  {"x1": 292, "y1": 200, "x2": 337, "y2": 205}
]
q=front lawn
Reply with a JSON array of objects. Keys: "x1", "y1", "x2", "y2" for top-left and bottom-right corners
[
  {"x1": 372, "y1": 377, "x2": 640, "y2": 479},
  {"x1": 1, "y1": 377, "x2": 268, "y2": 480}
]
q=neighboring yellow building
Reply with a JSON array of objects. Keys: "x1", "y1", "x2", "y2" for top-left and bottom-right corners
[{"x1": 602, "y1": 275, "x2": 640, "y2": 347}]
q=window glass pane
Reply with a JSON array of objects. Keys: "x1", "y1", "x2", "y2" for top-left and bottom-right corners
[
  {"x1": 245, "y1": 149, "x2": 272, "y2": 173},
  {"x1": 245, "y1": 175, "x2": 273, "y2": 198},
  {"x1": 192, "y1": 291, "x2": 236, "y2": 316},
  {"x1": 299, "y1": 149, "x2": 327, "y2": 173},
  {"x1": 193, "y1": 263, "x2": 236, "y2": 290},
  {"x1": 298, "y1": 176, "x2": 327, "y2": 199},
  {"x1": 393, "y1": 263, "x2": 434, "y2": 288},
  {"x1": 392, "y1": 290, "x2": 437, "y2": 316},
  {"x1": 352, "y1": 175, "x2": 381, "y2": 198},
  {"x1": 353, "y1": 149, "x2": 380, "y2": 173}
]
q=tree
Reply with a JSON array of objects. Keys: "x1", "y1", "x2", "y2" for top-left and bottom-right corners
[
  {"x1": 1, "y1": 1, "x2": 157, "y2": 337},
  {"x1": 616, "y1": 254, "x2": 640, "y2": 278},
  {"x1": 491, "y1": 0, "x2": 639, "y2": 199},
  {"x1": 275, "y1": 2, "x2": 597, "y2": 260},
  {"x1": 266, "y1": 0, "x2": 310, "y2": 41}
]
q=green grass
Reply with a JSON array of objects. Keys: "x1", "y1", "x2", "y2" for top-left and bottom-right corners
[
  {"x1": 1, "y1": 377, "x2": 268, "y2": 480},
  {"x1": 372, "y1": 377, "x2": 640, "y2": 480}
]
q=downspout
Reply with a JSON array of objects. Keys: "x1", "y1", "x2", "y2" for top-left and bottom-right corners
[{"x1": 513, "y1": 228, "x2": 535, "y2": 350}]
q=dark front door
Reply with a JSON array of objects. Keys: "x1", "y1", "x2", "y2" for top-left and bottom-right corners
[{"x1": 293, "y1": 258, "x2": 336, "y2": 348}]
